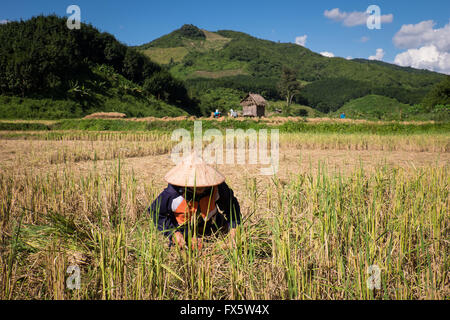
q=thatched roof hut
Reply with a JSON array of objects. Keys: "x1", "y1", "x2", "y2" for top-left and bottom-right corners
[{"x1": 240, "y1": 93, "x2": 266, "y2": 117}]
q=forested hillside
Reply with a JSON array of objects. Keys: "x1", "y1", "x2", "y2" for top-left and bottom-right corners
[
  {"x1": 0, "y1": 19, "x2": 447, "y2": 119},
  {"x1": 137, "y1": 25, "x2": 447, "y2": 115},
  {"x1": 0, "y1": 15, "x2": 199, "y2": 118}
]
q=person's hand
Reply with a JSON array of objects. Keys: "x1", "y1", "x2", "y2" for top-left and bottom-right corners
[{"x1": 174, "y1": 231, "x2": 186, "y2": 249}]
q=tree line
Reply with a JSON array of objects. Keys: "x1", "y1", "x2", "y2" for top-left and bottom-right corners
[
  {"x1": 0, "y1": 15, "x2": 199, "y2": 114},
  {"x1": 186, "y1": 71, "x2": 434, "y2": 114}
]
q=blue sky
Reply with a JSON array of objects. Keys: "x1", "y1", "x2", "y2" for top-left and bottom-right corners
[{"x1": 2, "y1": 0, "x2": 450, "y2": 73}]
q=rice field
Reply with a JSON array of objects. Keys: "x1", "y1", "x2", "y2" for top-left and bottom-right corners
[{"x1": 0, "y1": 128, "x2": 448, "y2": 300}]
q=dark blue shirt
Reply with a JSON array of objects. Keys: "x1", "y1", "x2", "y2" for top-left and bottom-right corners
[{"x1": 148, "y1": 182, "x2": 241, "y2": 238}]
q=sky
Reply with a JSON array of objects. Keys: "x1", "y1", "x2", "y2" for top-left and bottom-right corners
[{"x1": 2, "y1": 0, "x2": 450, "y2": 74}]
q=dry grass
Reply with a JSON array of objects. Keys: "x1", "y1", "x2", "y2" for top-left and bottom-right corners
[
  {"x1": 83, "y1": 112, "x2": 127, "y2": 119},
  {"x1": 0, "y1": 117, "x2": 439, "y2": 125},
  {"x1": 0, "y1": 130, "x2": 448, "y2": 300}
]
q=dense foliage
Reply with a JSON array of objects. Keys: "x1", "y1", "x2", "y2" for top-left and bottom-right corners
[
  {"x1": 0, "y1": 64, "x2": 192, "y2": 119},
  {"x1": 296, "y1": 79, "x2": 430, "y2": 113},
  {"x1": 193, "y1": 87, "x2": 244, "y2": 116},
  {"x1": 138, "y1": 26, "x2": 446, "y2": 115},
  {"x1": 334, "y1": 95, "x2": 409, "y2": 120},
  {"x1": 161, "y1": 28, "x2": 445, "y2": 87},
  {"x1": 422, "y1": 76, "x2": 450, "y2": 110},
  {"x1": 0, "y1": 15, "x2": 200, "y2": 116},
  {"x1": 186, "y1": 75, "x2": 279, "y2": 99},
  {"x1": 138, "y1": 24, "x2": 206, "y2": 49},
  {"x1": 0, "y1": 18, "x2": 447, "y2": 120}
]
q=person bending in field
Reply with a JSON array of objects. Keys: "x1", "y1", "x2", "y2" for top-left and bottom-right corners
[{"x1": 148, "y1": 152, "x2": 241, "y2": 250}]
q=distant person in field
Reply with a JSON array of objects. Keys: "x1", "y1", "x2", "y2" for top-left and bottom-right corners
[
  {"x1": 229, "y1": 109, "x2": 238, "y2": 118},
  {"x1": 214, "y1": 109, "x2": 221, "y2": 118},
  {"x1": 340, "y1": 112, "x2": 346, "y2": 119},
  {"x1": 148, "y1": 152, "x2": 241, "y2": 250}
]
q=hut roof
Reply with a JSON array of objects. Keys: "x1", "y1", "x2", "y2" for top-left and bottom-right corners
[{"x1": 240, "y1": 93, "x2": 267, "y2": 106}]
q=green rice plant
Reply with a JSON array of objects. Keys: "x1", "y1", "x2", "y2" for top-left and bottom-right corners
[{"x1": 130, "y1": 221, "x2": 170, "y2": 299}]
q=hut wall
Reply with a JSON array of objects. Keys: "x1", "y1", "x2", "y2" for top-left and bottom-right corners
[
  {"x1": 243, "y1": 105, "x2": 257, "y2": 116},
  {"x1": 256, "y1": 105, "x2": 265, "y2": 117},
  {"x1": 243, "y1": 105, "x2": 265, "y2": 117}
]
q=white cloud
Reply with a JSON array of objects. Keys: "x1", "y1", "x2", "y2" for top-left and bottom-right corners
[
  {"x1": 394, "y1": 45, "x2": 450, "y2": 74},
  {"x1": 320, "y1": 51, "x2": 335, "y2": 58},
  {"x1": 393, "y1": 20, "x2": 450, "y2": 74},
  {"x1": 369, "y1": 48, "x2": 385, "y2": 61},
  {"x1": 295, "y1": 35, "x2": 307, "y2": 46},
  {"x1": 393, "y1": 20, "x2": 450, "y2": 52},
  {"x1": 324, "y1": 8, "x2": 347, "y2": 21},
  {"x1": 0, "y1": 19, "x2": 9, "y2": 24},
  {"x1": 324, "y1": 8, "x2": 393, "y2": 27},
  {"x1": 346, "y1": 56, "x2": 353, "y2": 60}
]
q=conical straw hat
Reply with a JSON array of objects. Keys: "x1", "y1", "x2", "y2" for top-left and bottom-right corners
[{"x1": 164, "y1": 152, "x2": 225, "y2": 187}]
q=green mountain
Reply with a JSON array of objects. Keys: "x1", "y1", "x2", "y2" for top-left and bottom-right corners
[
  {"x1": 0, "y1": 16, "x2": 198, "y2": 119},
  {"x1": 0, "y1": 64, "x2": 189, "y2": 119},
  {"x1": 1, "y1": 19, "x2": 446, "y2": 120},
  {"x1": 334, "y1": 95, "x2": 410, "y2": 120},
  {"x1": 137, "y1": 25, "x2": 446, "y2": 114}
]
